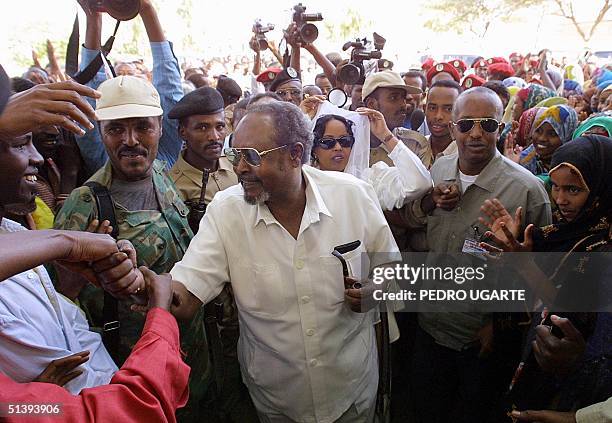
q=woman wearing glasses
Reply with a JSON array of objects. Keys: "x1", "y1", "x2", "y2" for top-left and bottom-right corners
[{"x1": 310, "y1": 111, "x2": 432, "y2": 211}]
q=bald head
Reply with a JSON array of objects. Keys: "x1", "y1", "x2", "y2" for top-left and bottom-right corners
[{"x1": 452, "y1": 87, "x2": 503, "y2": 121}]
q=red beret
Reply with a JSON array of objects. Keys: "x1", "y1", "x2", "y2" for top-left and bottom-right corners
[
  {"x1": 421, "y1": 57, "x2": 435, "y2": 72},
  {"x1": 426, "y1": 62, "x2": 461, "y2": 84},
  {"x1": 487, "y1": 63, "x2": 515, "y2": 78},
  {"x1": 461, "y1": 74, "x2": 486, "y2": 89},
  {"x1": 256, "y1": 66, "x2": 282, "y2": 83},
  {"x1": 473, "y1": 59, "x2": 488, "y2": 69},
  {"x1": 509, "y1": 52, "x2": 523, "y2": 60},
  {"x1": 450, "y1": 59, "x2": 467, "y2": 73},
  {"x1": 487, "y1": 56, "x2": 509, "y2": 65}
]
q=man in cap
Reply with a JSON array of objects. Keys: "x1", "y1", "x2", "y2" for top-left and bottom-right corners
[
  {"x1": 255, "y1": 66, "x2": 282, "y2": 92},
  {"x1": 74, "y1": 0, "x2": 184, "y2": 176},
  {"x1": 270, "y1": 67, "x2": 303, "y2": 106},
  {"x1": 473, "y1": 59, "x2": 489, "y2": 80},
  {"x1": 53, "y1": 75, "x2": 214, "y2": 421},
  {"x1": 169, "y1": 87, "x2": 238, "y2": 216},
  {"x1": 216, "y1": 75, "x2": 243, "y2": 108},
  {"x1": 509, "y1": 52, "x2": 524, "y2": 73},
  {"x1": 461, "y1": 74, "x2": 486, "y2": 90},
  {"x1": 426, "y1": 63, "x2": 461, "y2": 87},
  {"x1": 487, "y1": 63, "x2": 515, "y2": 81},
  {"x1": 450, "y1": 59, "x2": 467, "y2": 77}
]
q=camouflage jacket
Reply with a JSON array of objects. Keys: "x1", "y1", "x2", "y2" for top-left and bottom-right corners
[{"x1": 54, "y1": 160, "x2": 192, "y2": 273}]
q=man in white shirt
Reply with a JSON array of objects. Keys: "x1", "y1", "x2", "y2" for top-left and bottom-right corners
[
  {"x1": 0, "y1": 75, "x2": 141, "y2": 394},
  {"x1": 169, "y1": 101, "x2": 400, "y2": 423}
]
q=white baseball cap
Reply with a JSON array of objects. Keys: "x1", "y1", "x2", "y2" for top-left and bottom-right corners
[{"x1": 95, "y1": 75, "x2": 163, "y2": 121}]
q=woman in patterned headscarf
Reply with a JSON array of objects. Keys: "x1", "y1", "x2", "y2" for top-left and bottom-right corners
[
  {"x1": 512, "y1": 84, "x2": 556, "y2": 121},
  {"x1": 515, "y1": 107, "x2": 547, "y2": 147},
  {"x1": 519, "y1": 104, "x2": 578, "y2": 178}
]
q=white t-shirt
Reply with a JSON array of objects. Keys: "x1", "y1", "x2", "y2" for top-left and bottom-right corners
[{"x1": 459, "y1": 170, "x2": 479, "y2": 193}]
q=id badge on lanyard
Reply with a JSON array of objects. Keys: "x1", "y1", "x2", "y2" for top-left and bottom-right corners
[{"x1": 462, "y1": 225, "x2": 488, "y2": 261}]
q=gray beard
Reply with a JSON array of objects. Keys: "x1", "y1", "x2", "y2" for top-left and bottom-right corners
[{"x1": 244, "y1": 190, "x2": 271, "y2": 205}]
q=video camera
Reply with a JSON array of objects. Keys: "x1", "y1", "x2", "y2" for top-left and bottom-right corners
[
  {"x1": 292, "y1": 3, "x2": 323, "y2": 44},
  {"x1": 252, "y1": 20, "x2": 275, "y2": 50},
  {"x1": 339, "y1": 32, "x2": 387, "y2": 85},
  {"x1": 86, "y1": 0, "x2": 141, "y2": 21}
]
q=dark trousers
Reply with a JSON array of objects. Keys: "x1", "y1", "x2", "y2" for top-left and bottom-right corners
[{"x1": 409, "y1": 326, "x2": 498, "y2": 423}]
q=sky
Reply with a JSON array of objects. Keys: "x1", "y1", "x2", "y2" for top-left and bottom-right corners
[{"x1": 0, "y1": 0, "x2": 610, "y2": 75}]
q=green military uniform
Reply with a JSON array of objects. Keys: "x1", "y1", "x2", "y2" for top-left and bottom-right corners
[{"x1": 54, "y1": 160, "x2": 214, "y2": 421}]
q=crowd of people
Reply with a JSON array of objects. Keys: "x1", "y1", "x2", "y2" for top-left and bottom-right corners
[{"x1": 0, "y1": 1, "x2": 611, "y2": 422}]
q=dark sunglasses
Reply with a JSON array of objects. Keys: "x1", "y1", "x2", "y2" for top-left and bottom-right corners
[
  {"x1": 314, "y1": 136, "x2": 355, "y2": 149},
  {"x1": 224, "y1": 144, "x2": 289, "y2": 167},
  {"x1": 453, "y1": 118, "x2": 501, "y2": 133}
]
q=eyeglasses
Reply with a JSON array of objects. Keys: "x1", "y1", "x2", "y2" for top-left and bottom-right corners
[
  {"x1": 453, "y1": 118, "x2": 501, "y2": 133},
  {"x1": 224, "y1": 144, "x2": 289, "y2": 167},
  {"x1": 275, "y1": 89, "x2": 302, "y2": 98},
  {"x1": 314, "y1": 136, "x2": 355, "y2": 150}
]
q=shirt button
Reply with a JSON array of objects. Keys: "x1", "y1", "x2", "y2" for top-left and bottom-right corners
[
  {"x1": 306, "y1": 328, "x2": 315, "y2": 336},
  {"x1": 309, "y1": 359, "x2": 318, "y2": 367},
  {"x1": 451, "y1": 234, "x2": 456, "y2": 239},
  {"x1": 295, "y1": 259, "x2": 304, "y2": 270},
  {"x1": 301, "y1": 296, "x2": 311, "y2": 304},
  {"x1": 27, "y1": 273, "x2": 35, "y2": 279}
]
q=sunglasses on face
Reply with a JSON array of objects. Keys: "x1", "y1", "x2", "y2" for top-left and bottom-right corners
[
  {"x1": 224, "y1": 144, "x2": 289, "y2": 167},
  {"x1": 314, "y1": 136, "x2": 355, "y2": 149},
  {"x1": 275, "y1": 89, "x2": 302, "y2": 98},
  {"x1": 453, "y1": 118, "x2": 501, "y2": 133}
]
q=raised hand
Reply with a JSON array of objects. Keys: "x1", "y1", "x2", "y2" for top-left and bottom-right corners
[
  {"x1": 533, "y1": 315, "x2": 586, "y2": 375},
  {"x1": 0, "y1": 81, "x2": 100, "y2": 139},
  {"x1": 479, "y1": 199, "x2": 522, "y2": 244}
]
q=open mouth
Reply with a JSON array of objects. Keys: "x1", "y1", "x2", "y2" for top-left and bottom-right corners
[{"x1": 331, "y1": 154, "x2": 345, "y2": 162}]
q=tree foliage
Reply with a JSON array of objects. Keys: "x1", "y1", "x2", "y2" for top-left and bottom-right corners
[
  {"x1": 424, "y1": 0, "x2": 544, "y2": 39},
  {"x1": 551, "y1": 0, "x2": 611, "y2": 43},
  {"x1": 323, "y1": 9, "x2": 373, "y2": 43}
]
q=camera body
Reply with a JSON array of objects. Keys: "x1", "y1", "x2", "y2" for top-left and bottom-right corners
[
  {"x1": 86, "y1": 0, "x2": 141, "y2": 21},
  {"x1": 253, "y1": 20, "x2": 275, "y2": 51},
  {"x1": 339, "y1": 32, "x2": 387, "y2": 85},
  {"x1": 292, "y1": 3, "x2": 323, "y2": 44}
]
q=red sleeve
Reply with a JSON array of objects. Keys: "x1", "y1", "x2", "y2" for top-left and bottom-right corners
[{"x1": 0, "y1": 308, "x2": 190, "y2": 423}]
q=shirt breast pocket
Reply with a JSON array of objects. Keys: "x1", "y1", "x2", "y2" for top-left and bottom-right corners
[{"x1": 233, "y1": 263, "x2": 288, "y2": 317}]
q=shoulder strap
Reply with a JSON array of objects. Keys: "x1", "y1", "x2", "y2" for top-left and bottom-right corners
[
  {"x1": 84, "y1": 181, "x2": 120, "y2": 362},
  {"x1": 84, "y1": 181, "x2": 119, "y2": 239}
]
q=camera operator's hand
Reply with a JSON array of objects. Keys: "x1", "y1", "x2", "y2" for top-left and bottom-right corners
[
  {"x1": 0, "y1": 81, "x2": 99, "y2": 139},
  {"x1": 284, "y1": 23, "x2": 303, "y2": 48},
  {"x1": 249, "y1": 36, "x2": 262, "y2": 53}
]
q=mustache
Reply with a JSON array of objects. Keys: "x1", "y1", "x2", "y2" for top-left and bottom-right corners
[
  {"x1": 205, "y1": 141, "x2": 224, "y2": 149},
  {"x1": 118, "y1": 146, "x2": 148, "y2": 156}
]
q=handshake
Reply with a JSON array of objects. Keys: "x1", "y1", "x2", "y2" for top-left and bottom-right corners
[{"x1": 56, "y1": 230, "x2": 172, "y2": 312}]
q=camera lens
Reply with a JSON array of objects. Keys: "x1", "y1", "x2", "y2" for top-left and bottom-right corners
[{"x1": 300, "y1": 24, "x2": 319, "y2": 43}]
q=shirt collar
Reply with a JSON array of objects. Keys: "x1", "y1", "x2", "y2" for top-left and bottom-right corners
[
  {"x1": 254, "y1": 166, "x2": 333, "y2": 228},
  {"x1": 440, "y1": 150, "x2": 503, "y2": 193}
]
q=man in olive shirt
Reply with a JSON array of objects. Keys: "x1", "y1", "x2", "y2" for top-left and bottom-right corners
[
  {"x1": 411, "y1": 87, "x2": 552, "y2": 422},
  {"x1": 168, "y1": 87, "x2": 238, "y2": 205}
]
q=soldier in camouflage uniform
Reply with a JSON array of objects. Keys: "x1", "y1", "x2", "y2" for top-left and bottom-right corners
[
  {"x1": 54, "y1": 75, "x2": 212, "y2": 422},
  {"x1": 166, "y1": 87, "x2": 259, "y2": 422}
]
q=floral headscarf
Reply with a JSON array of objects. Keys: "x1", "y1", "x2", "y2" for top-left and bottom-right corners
[
  {"x1": 533, "y1": 104, "x2": 579, "y2": 143},
  {"x1": 516, "y1": 84, "x2": 556, "y2": 110},
  {"x1": 516, "y1": 107, "x2": 547, "y2": 147}
]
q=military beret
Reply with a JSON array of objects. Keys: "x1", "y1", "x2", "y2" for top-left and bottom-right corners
[
  {"x1": 509, "y1": 52, "x2": 523, "y2": 60},
  {"x1": 487, "y1": 56, "x2": 509, "y2": 65},
  {"x1": 450, "y1": 59, "x2": 467, "y2": 73},
  {"x1": 473, "y1": 59, "x2": 488, "y2": 69},
  {"x1": 461, "y1": 74, "x2": 486, "y2": 89},
  {"x1": 168, "y1": 87, "x2": 224, "y2": 119},
  {"x1": 269, "y1": 67, "x2": 301, "y2": 92},
  {"x1": 426, "y1": 62, "x2": 461, "y2": 85},
  {"x1": 421, "y1": 57, "x2": 435, "y2": 72},
  {"x1": 0, "y1": 64, "x2": 10, "y2": 116},
  {"x1": 488, "y1": 63, "x2": 515, "y2": 78},
  {"x1": 216, "y1": 75, "x2": 242, "y2": 99},
  {"x1": 256, "y1": 66, "x2": 282, "y2": 83}
]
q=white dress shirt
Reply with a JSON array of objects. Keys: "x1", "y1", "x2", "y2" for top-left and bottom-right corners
[
  {"x1": 0, "y1": 219, "x2": 117, "y2": 394},
  {"x1": 171, "y1": 165, "x2": 400, "y2": 423}
]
